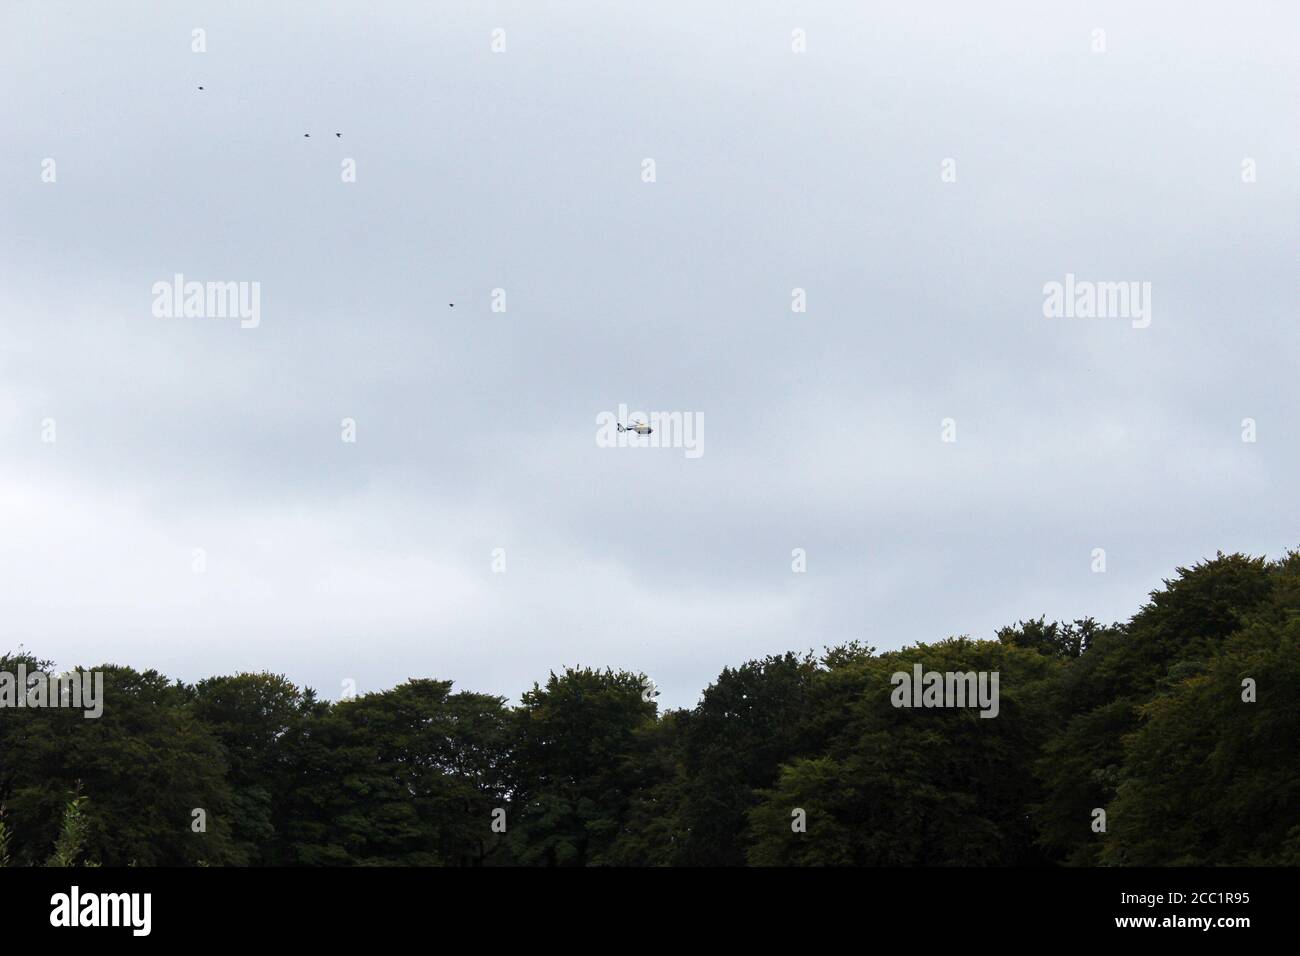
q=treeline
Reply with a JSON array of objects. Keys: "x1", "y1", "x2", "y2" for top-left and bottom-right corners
[{"x1": 2, "y1": 549, "x2": 1298, "y2": 866}]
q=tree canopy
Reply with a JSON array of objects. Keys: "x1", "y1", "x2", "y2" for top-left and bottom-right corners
[{"x1": 2, "y1": 549, "x2": 1296, "y2": 866}]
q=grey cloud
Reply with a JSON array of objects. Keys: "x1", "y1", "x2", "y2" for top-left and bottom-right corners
[{"x1": 1, "y1": 1, "x2": 1297, "y2": 707}]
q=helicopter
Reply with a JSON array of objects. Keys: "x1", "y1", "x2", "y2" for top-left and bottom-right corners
[{"x1": 618, "y1": 419, "x2": 653, "y2": 436}]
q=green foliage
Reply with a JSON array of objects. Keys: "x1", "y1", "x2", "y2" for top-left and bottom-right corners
[
  {"x1": 0, "y1": 794, "x2": 102, "y2": 868},
  {"x1": 45, "y1": 795, "x2": 93, "y2": 867},
  {"x1": 1102, "y1": 561, "x2": 1300, "y2": 865},
  {"x1": 672, "y1": 652, "x2": 821, "y2": 865},
  {"x1": 509, "y1": 667, "x2": 656, "y2": 866},
  {"x1": 747, "y1": 639, "x2": 1059, "y2": 865},
  {"x1": 0, "y1": 664, "x2": 241, "y2": 866},
  {"x1": 2, "y1": 548, "x2": 1296, "y2": 866},
  {"x1": 1033, "y1": 551, "x2": 1285, "y2": 865},
  {"x1": 188, "y1": 672, "x2": 326, "y2": 864},
  {"x1": 0, "y1": 808, "x2": 11, "y2": 867},
  {"x1": 997, "y1": 617, "x2": 1111, "y2": 660}
]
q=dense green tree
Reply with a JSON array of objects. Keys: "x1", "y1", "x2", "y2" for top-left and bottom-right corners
[
  {"x1": 599, "y1": 712, "x2": 685, "y2": 866},
  {"x1": 188, "y1": 672, "x2": 322, "y2": 864},
  {"x1": 672, "y1": 652, "x2": 821, "y2": 866},
  {"x1": 747, "y1": 639, "x2": 1058, "y2": 865},
  {"x1": 1033, "y1": 552, "x2": 1280, "y2": 864},
  {"x1": 1103, "y1": 554, "x2": 1300, "y2": 864},
  {"x1": 997, "y1": 617, "x2": 1109, "y2": 660},
  {"x1": 0, "y1": 663, "x2": 241, "y2": 866},
  {"x1": 509, "y1": 667, "x2": 655, "y2": 866},
  {"x1": 2, "y1": 547, "x2": 1297, "y2": 867},
  {"x1": 1096, "y1": 552, "x2": 1274, "y2": 698},
  {"x1": 280, "y1": 679, "x2": 513, "y2": 866}
]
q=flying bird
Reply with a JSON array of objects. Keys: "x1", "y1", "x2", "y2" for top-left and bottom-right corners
[{"x1": 335, "y1": 133, "x2": 342, "y2": 138}]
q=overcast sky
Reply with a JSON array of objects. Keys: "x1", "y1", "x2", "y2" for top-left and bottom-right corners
[{"x1": 2, "y1": 1, "x2": 1297, "y2": 708}]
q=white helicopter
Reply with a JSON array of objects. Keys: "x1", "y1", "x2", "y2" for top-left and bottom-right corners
[{"x1": 617, "y1": 418, "x2": 653, "y2": 436}]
